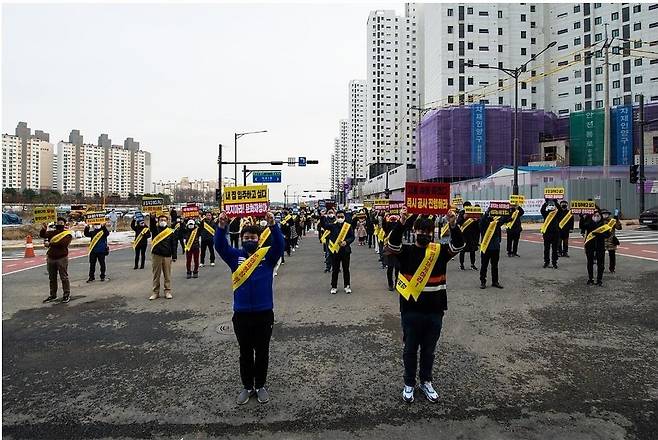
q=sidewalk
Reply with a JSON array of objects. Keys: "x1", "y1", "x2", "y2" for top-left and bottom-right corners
[{"x1": 2, "y1": 231, "x2": 135, "y2": 250}]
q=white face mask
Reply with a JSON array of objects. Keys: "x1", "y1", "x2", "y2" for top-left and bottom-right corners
[
  {"x1": 259, "y1": 220, "x2": 268, "y2": 227},
  {"x1": 188, "y1": 224, "x2": 195, "y2": 229},
  {"x1": 159, "y1": 221, "x2": 167, "y2": 228},
  {"x1": 336, "y1": 217, "x2": 345, "y2": 223},
  {"x1": 592, "y1": 215, "x2": 601, "y2": 223},
  {"x1": 547, "y1": 205, "x2": 556, "y2": 211},
  {"x1": 94, "y1": 224, "x2": 101, "y2": 230}
]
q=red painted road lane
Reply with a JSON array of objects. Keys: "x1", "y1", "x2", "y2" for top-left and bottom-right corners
[
  {"x1": 2, "y1": 244, "x2": 133, "y2": 276},
  {"x1": 520, "y1": 232, "x2": 658, "y2": 262}
]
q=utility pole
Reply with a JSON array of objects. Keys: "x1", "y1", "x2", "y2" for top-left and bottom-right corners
[
  {"x1": 639, "y1": 94, "x2": 645, "y2": 214},
  {"x1": 243, "y1": 165, "x2": 248, "y2": 186},
  {"x1": 217, "y1": 144, "x2": 222, "y2": 207},
  {"x1": 352, "y1": 158, "x2": 357, "y2": 201},
  {"x1": 603, "y1": 24, "x2": 611, "y2": 176}
]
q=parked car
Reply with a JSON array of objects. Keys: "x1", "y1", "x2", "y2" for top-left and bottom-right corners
[
  {"x1": 2, "y1": 212, "x2": 22, "y2": 225},
  {"x1": 639, "y1": 206, "x2": 658, "y2": 230}
]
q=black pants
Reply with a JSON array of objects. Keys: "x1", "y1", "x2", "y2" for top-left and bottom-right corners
[
  {"x1": 284, "y1": 239, "x2": 291, "y2": 256},
  {"x1": 89, "y1": 252, "x2": 106, "y2": 280},
  {"x1": 401, "y1": 311, "x2": 443, "y2": 387},
  {"x1": 331, "y1": 252, "x2": 350, "y2": 288},
  {"x1": 386, "y1": 255, "x2": 400, "y2": 288},
  {"x1": 480, "y1": 249, "x2": 500, "y2": 284},
  {"x1": 232, "y1": 310, "x2": 274, "y2": 390},
  {"x1": 229, "y1": 234, "x2": 240, "y2": 249},
  {"x1": 367, "y1": 232, "x2": 374, "y2": 248},
  {"x1": 134, "y1": 244, "x2": 147, "y2": 268},
  {"x1": 323, "y1": 243, "x2": 331, "y2": 270},
  {"x1": 506, "y1": 230, "x2": 520, "y2": 255},
  {"x1": 543, "y1": 235, "x2": 559, "y2": 265},
  {"x1": 586, "y1": 245, "x2": 605, "y2": 282},
  {"x1": 200, "y1": 239, "x2": 215, "y2": 264},
  {"x1": 459, "y1": 250, "x2": 476, "y2": 267},
  {"x1": 559, "y1": 233, "x2": 570, "y2": 255},
  {"x1": 608, "y1": 250, "x2": 616, "y2": 272}
]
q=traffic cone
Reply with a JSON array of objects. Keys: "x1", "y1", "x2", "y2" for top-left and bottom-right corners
[{"x1": 24, "y1": 235, "x2": 35, "y2": 258}]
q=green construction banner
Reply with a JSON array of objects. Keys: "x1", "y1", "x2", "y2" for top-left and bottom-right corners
[{"x1": 569, "y1": 109, "x2": 604, "y2": 166}]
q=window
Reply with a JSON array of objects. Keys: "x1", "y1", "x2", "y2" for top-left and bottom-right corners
[
  {"x1": 521, "y1": 31, "x2": 526, "y2": 38},
  {"x1": 448, "y1": 26, "x2": 453, "y2": 34},
  {"x1": 574, "y1": 37, "x2": 581, "y2": 45},
  {"x1": 479, "y1": 28, "x2": 489, "y2": 33},
  {"x1": 612, "y1": 12, "x2": 619, "y2": 20},
  {"x1": 574, "y1": 21, "x2": 581, "y2": 29},
  {"x1": 558, "y1": 28, "x2": 568, "y2": 34},
  {"x1": 594, "y1": 3, "x2": 601, "y2": 8},
  {"x1": 448, "y1": 43, "x2": 454, "y2": 51},
  {"x1": 575, "y1": 86, "x2": 582, "y2": 94},
  {"x1": 574, "y1": 5, "x2": 580, "y2": 13},
  {"x1": 558, "y1": 76, "x2": 569, "y2": 82},
  {"x1": 498, "y1": 28, "x2": 503, "y2": 35},
  {"x1": 596, "y1": 100, "x2": 603, "y2": 108},
  {"x1": 531, "y1": 37, "x2": 536, "y2": 44},
  {"x1": 479, "y1": 11, "x2": 488, "y2": 16},
  {"x1": 613, "y1": 97, "x2": 621, "y2": 106},
  {"x1": 468, "y1": 24, "x2": 474, "y2": 32},
  {"x1": 559, "y1": 60, "x2": 569, "y2": 66},
  {"x1": 650, "y1": 22, "x2": 658, "y2": 28},
  {"x1": 479, "y1": 46, "x2": 489, "y2": 51},
  {"x1": 634, "y1": 40, "x2": 642, "y2": 48},
  {"x1": 531, "y1": 5, "x2": 536, "y2": 12},
  {"x1": 612, "y1": 63, "x2": 620, "y2": 72},
  {"x1": 558, "y1": 44, "x2": 568, "y2": 50},
  {"x1": 595, "y1": 33, "x2": 602, "y2": 42},
  {"x1": 499, "y1": 96, "x2": 504, "y2": 104},
  {"x1": 635, "y1": 76, "x2": 643, "y2": 84},
  {"x1": 521, "y1": 47, "x2": 527, "y2": 55},
  {"x1": 595, "y1": 17, "x2": 602, "y2": 25},
  {"x1": 633, "y1": 5, "x2": 641, "y2": 13},
  {"x1": 448, "y1": 60, "x2": 454, "y2": 68},
  {"x1": 634, "y1": 22, "x2": 641, "y2": 31},
  {"x1": 448, "y1": 95, "x2": 454, "y2": 104},
  {"x1": 612, "y1": 29, "x2": 619, "y2": 38},
  {"x1": 447, "y1": 8, "x2": 453, "y2": 16},
  {"x1": 468, "y1": 42, "x2": 474, "y2": 49},
  {"x1": 498, "y1": 44, "x2": 503, "y2": 52},
  {"x1": 521, "y1": 98, "x2": 527, "y2": 106},
  {"x1": 635, "y1": 58, "x2": 642, "y2": 66},
  {"x1": 521, "y1": 81, "x2": 527, "y2": 89},
  {"x1": 467, "y1": 7, "x2": 473, "y2": 14},
  {"x1": 613, "y1": 80, "x2": 620, "y2": 89},
  {"x1": 448, "y1": 78, "x2": 454, "y2": 85},
  {"x1": 521, "y1": 14, "x2": 526, "y2": 22},
  {"x1": 650, "y1": 4, "x2": 658, "y2": 10},
  {"x1": 595, "y1": 83, "x2": 603, "y2": 91},
  {"x1": 468, "y1": 77, "x2": 474, "y2": 85},
  {"x1": 595, "y1": 66, "x2": 603, "y2": 75},
  {"x1": 532, "y1": 86, "x2": 537, "y2": 93}
]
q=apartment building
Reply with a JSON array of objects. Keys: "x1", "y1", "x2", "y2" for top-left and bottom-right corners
[{"x1": 2, "y1": 122, "x2": 54, "y2": 191}]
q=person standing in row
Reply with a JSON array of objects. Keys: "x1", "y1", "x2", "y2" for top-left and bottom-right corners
[
  {"x1": 131, "y1": 216, "x2": 151, "y2": 269},
  {"x1": 149, "y1": 214, "x2": 177, "y2": 300},
  {"x1": 40, "y1": 218, "x2": 73, "y2": 303},
  {"x1": 580, "y1": 209, "x2": 612, "y2": 286},
  {"x1": 385, "y1": 208, "x2": 464, "y2": 403},
  {"x1": 602, "y1": 209, "x2": 622, "y2": 273},
  {"x1": 228, "y1": 216, "x2": 241, "y2": 248},
  {"x1": 505, "y1": 203, "x2": 524, "y2": 257},
  {"x1": 215, "y1": 211, "x2": 283, "y2": 405},
  {"x1": 319, "y1": 210, "x2": 334, "y2": 273},
  {"x1": 457, "y1": 202, "x2": 480, "y2": 271},
  {"x1": 384, "y1": 214, "x2": 401, "y2": 291},
  {"x1": 540, "y1": 199, "x2": 562, "y2": 269},
  {"x1": 479, "y1": 208, "x2": 510, "y2": 289},
  {"x1": 183, "y1": 219, "x2": 201, "y2": 279},
  {"x1": 366, "y1": 209, "x2": 375, "y2": 249},
  {"x1": 84, "y1": 221, "x2": 110, "y2": 282},
  {"x1": 326, "y1": 210, "x2": 355, "y2": 294},
  {"x1": 200, "y1": 211, "x2": 217, "y2": 267},
  {"x1": 558, "y1": 200, "x2": 574, "y2": 257}
]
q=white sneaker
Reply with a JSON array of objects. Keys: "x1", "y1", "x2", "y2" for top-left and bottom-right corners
[
  {"x1": 165, "y1": 292, "x2": 173, "y2": 299},
  {"x1": 149, "y1": 293, "x2": 159, "y2": 300},
  {"x1": 419, "y1": 382, "x2": 439, "y2": 403},
  {"x1": 210, "y1": 262, "x2": 215, "y2": 267},
  {"x1": 199, "y1": 263, "x2": 205, "y2": 268},
  {"x1": 274, "y1": 271, "x2": 278, "y2": 277},
  {"x1": 402, "y1": 385, "x2": 415, "y2": 403},
  {"x1": 344, "y1": 286, "x2": 352, "y2": 294},
  {"x1": 330, "y1": 288, "x2": 337, "y2": 294},
  {"x1": 292, "y1": 248, "x2": 296, "y2": 252}
]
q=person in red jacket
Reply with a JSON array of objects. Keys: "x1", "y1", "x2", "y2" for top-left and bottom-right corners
[{"x1": 39, "y1": 217, "x2": 73, "y2": 303}]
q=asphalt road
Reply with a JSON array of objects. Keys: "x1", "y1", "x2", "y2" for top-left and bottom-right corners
[{"x1": 2, "y1": 232, "x2": 658, "y2": 439}]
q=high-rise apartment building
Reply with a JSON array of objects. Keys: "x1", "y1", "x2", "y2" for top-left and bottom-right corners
[
  {"x1": 349, "y1": 80, "x2": 367, "y2": 181},
  {"x1": 2, "y1": 122, "x2": 53, "y2": 191}
]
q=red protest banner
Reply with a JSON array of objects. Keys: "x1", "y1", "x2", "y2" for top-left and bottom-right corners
[
  {"x1": 182, "y1": 205, "x2": 200, "y2": 219},
  {"x1": 404, "y1": 182, "x2": 450, "y2": 215}
]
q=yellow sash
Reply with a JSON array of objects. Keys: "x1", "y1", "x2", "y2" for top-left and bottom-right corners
[
  {"x1": 383, "y1": 231, "x2": 392, "y2": 245},
  {"x1": 50, "y1": 230, "x2": 72, "y2": 244},
  {"x1": 132, "y1": 227, "x2": 150, "y2": 249},
  {"x1": 377, "y1": 227, "x2": 386, "y2": 242},
  {"x1": 540, "y1": 210, "x2": 558, "y2": 234},
  {"x1": 174, "y1": 223, "x2": 180, "y2": 231},
  {"x1": 151, "y1": 228, "x2": 174, "y2": 252},
  {"x1": 320, "y1": 229, "x2": 330, "y2": 244},
  {"x1": 232, "y1": 246, "x2": 270, "y2": 290},
  {"x1": 480, "y1": 217, "x2": 500, "y2": 253},
  {"x1": 282, "y1": 214, "x2": 292, "y2": 223},
  {"x1": 396, "y1": 243, "x2": 441, "y2": 301},
  {"x1": 559, "y1": 210, "x2": 573, "y2": 230},
  {"x1": 88, "y1": 230, "x2": 106, "y2": 254},
  {"x1": 203, "y1": 221, "x2": 215, "y2": 236},
  {"x1": 258, "y1": 226, "x2": 271, "y2": 248},
  {"x1": 460, "y1": 218, "x2": 475, "y2": 233},
  {"x1": 440, "y1": 223, "x2": 449, "y2": 238},
  {"x1": 329, "y1": 223, "x2": 351, "y2": 254},
  {"x1": 585, "y1": 222, "x2": 613, "y2": 244},
  {"x1": 505, "y1": 209, "x2": 520, "y2": 229},
  {"x1": 184, "y1": 227, "x2": 198, "y2": 252}
]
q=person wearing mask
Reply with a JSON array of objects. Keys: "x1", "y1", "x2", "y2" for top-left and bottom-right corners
[
  {"x1": 505, "y1": 203, "x2": 524, "y2": 257},
  {"x1": 540, "y1": 199, "x2": 562, "y2": 269},
  {"x1": 108, "y1": 209, "x2": 119, "y2": 233},
  {"x1": 170, "y1": 207, "x2": 178, "y2": 225},
  {"x1": 319, "y1": 209, "x2": 335, "y2": 273},
  {"x1": 174, "y1": 217, "x2": 186, "y2": 256},
  {"x1": 84, "y1": 221, "x2": 110, "y2": 282},
  {"x1": 385, "y1": 207, "x2": 464, "y2": 403},
  {"x1": 290, "y1": 214, "x2": 299, "y2": 251},
  {"x1": 384, "y1": 214, "x2": 401, "y2": 291},
  {"x1": 183, "y1": 219, "x2": 201, "y2": 279},
  {"x1": 357, "y1": 217, "x2": 367, "y2": 246},
  {"x1": 457, "y1": 202, "x2": 480, "y2": 271},
  {"x1": 131, "y1": 216, "x2": 151, "y2": 270},
  {"x1": 228, "y1": 216, "x2": 241, "y2": 248},
  {"x1": 326, "y1": 210, "x2": 355, "y2": 294},
  {"x1": 40, "y1": 217, "x2": 73, "y2": 303},
  {"x1": 365, "y1": 209, "x2": 375, "y2": 249},
  {"x1": 200, "y1": 211, "x2": 217, "y2": 267},
  {"x1": 280, "y1": 210, "x2": 293, "y2": 259},
  {"x1": 557, "y1": 200, "x2": 574, "y2": 257},
  {"x1": 581, "y1": 209, "x2": 612, "y2": 286},
  {"x1": 149, "y1": 214, "x2": 177, "y2": 300},
  {"x1": 602, "y1": 209, "x2": 622, "y2": 273},
  {"x1": 479, "y1": 208, "x2": 511, "y2": 289},
  {"x1": 215, "y1": 211, "x2": 283, "y2": 405}
]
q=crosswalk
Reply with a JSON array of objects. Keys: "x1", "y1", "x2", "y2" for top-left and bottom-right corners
[{"x1": 609, "y1": 229, "x2": 658, "y2": 246}]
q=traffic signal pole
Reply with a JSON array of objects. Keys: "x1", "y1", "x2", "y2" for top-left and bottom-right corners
[{"x1": 639, "y1": 94, "x2": 645, "y2": 215}]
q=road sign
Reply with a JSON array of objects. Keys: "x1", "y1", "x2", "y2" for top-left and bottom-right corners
[
  {"x1": 253, "y1": 171, "x2": 282, "y2": 183},
  {"x1": 298, "y1": 157, "x2": 307, "y2": 167}
]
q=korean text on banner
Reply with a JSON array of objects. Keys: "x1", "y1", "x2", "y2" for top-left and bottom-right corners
[
  {"x1": 471, "y1": 104, "x2": 486, "y2": 165},
  {"x1": 33, "y1": 206, "x2": 57, "y2": 224},
  {"x1": 509, "y1": 195, "x2": 525, "y2": 205},
  {"x1": 374, "y1": 199, "x2": 390, "y2": 211},
  {"x1": 464, "y1": 206, "x2": 483, "y2": 217},
  {"x1": 142, "y1": 197, "x2": 164, "y2": 216},
  {"x1": 570, "y1": 200, "x2": 596, "y2": 215},
  {"x1": 223, "y1": 185, "x2": 269, "y2": 218},
  {"x1": 85, "y1": 211, "x2": 106, "y2": 225},
  {"x1": 388, "y1": 201, "x2": 405, "y2": 214},
  {"x1": 544, "y1": 187, "x2": 565, "y2": 199},
  {"x1": 488, "y1": 201, "x2": 510, "y2": 216},
  {"x1": 405, "y1": 182, "x2": 450, "y2": 215},
  {"x1": 612, "y1": 105, "x2": 633, "y2": 166},
  {"x1": 452, "y1": 196, "x2": 464, "y2": 206},
  {"x1": 182, "y1": 205, "x2": 200, "y2": 219}
]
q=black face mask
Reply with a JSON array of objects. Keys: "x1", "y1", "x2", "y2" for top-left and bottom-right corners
[
  {"x1": 416, "y1": 234, "x2": 432, "y2": 246},
  {"x1": 55, "y1": 224, "x2": 65, "y2": 231}
]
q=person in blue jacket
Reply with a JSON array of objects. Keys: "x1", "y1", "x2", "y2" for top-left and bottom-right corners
[
  {"x1": 215, "y1": 210, "x2": 283, "y2": 406},
  {"x1": 84, "y1": 222, "x2": 110, "y2": 282}
]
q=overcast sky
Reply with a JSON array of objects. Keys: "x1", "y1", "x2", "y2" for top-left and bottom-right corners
[{"x1": 2, "y1": 2, "x2": 403, "y2": 202}]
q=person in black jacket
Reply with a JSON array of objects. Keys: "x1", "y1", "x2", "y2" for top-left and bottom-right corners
[
  {"x1": 479, "y1": 208, "x2": 511, "y2": 289},
  {"x1": 84, "y1": 222, "x2": 110, "y2": 282},
  {"x1": 558, "y1": 200, "x2": 574, "y2": 257},
  {"x1": 326, "y1": 210, "x2": 355, "y2": 294},
  {"x1": 365, "y1": 208, "x2": 375, "y2": 248},
  {"x1": 581, "y1": 209, "x2": 611, "y2": 286},
  {"x1": 384, "y1": 214, "x2": 401, "y2": 291},
  {"x1": 457, "y1": 202, "x2": 480, "y2": 271},
  {"x1": 228, "y1": 216, "x2": 241, "y2": 248},
  {"x1": 540, "y1": 199, "x2": 562, "y2": 269},
  {"x1": 199, "y1": 211, "x2": 217, "y2": 267},
  {"x1": 131, "y1": 217, "x2": 151, "y2": 269},
  {"x1": 149, "y1": 214, "x2": 177, "y2": 300},
  {"x1": 505, "y1": 204, "x2": 524, "y2": 257},
  {"x1": 182, "y1": 219, "x2": 201, "y2": 279}
]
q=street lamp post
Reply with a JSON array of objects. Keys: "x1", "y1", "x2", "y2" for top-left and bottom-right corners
[
  {"x1": 466, "y1": 41, "x2": 556, "y2": 195},
  {"x1": 234, "y1": 130, "x2": 267, "y2": 186}
]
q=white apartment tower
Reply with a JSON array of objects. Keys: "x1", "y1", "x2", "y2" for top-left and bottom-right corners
[
  {"x1": 366, "y1": 7, "x2": 420, "y2": 178},
  {"x1": 1, "y1": 122, "x2": 54, "y2": 191},
  {"x1": 349, "y1": 80, "x2": 367, "y2": 181},
  {"x1": 337, "y1": 119, "x2": 350, "y2": 187}
]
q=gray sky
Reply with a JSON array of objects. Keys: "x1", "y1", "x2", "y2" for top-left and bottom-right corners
[{"x1": 2, "y1": 2, "x2": 403, "y2": 202}]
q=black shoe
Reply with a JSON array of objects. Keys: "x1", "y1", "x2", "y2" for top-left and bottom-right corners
[
  {"x1": 563, "y1": 253, "x2": 570, "y2": 258},
  {"x1": 552, "y1": 264, "x2": 558, "y2": 269},
  {"x1": 587, "y1": 279, "x2": 594, "y2": 285},
  {"x1": 193, "y1": 272, "x2": 199, "y2": 278},
  {"x1": 609, "y1": 268, "x2": 615, "y2": 273},
  {"x1": 471, "y1": 265, "x2": 478, "y2": 271},
  {"x1": 388, "y1": 286, "x2": 395, "y2": 292},
  {"x1": 513, "y1": 254, "x2": 520, "y2": 257},
  {"x1": 133, "y1": 266, "x2": 138, "y2": 270},
  {"x1": 100, "y1": 277, "x2": 107, "y2": 281},
  {"x1": 492, "y1": 283, "x2": 504, "y2": 289},
  {"x1": 43, "y1": 295, "x2": 57, "y2": 303},
  {"x1": 323, "y1": 268, "x2": 330, "y2": 273},
  {"x1": 543, "y1": 263, "x2": 549, "y2": 269},
  {"x1": 596, "y1": 280, "x2": 603, "y2": 286},
  {"x1": 480, "y1": 283, "x2": 486, "y2": 289},
  {"x1": 186, "y1": 272, "x2": 192, "y2": 279},
  {"x1": 140, "y1": 265, "x2": 145, "y2": 269},
  {"x1": 460, "y1": 265, "x2": 466, "y2": 271},
  {"x1": 507, "y1": 253, "x2": 512, "y2": 257},
  {"x1": 86, "y1": 278, "x2": 94, "y2": 283},
  {"x1": 61, "y1": 295, "x2": 70, "y2": 303}
]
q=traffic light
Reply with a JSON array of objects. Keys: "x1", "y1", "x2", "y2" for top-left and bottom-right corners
[
  {"x1": 384, "y1": 188, "x2": 391, "y2": 198},
  {"x1": 215, "y1": 189, "x2": 222, "y2": 202},
  {"x1": 630, "y1": 164, "x2": 639, "y2": 184}
]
